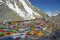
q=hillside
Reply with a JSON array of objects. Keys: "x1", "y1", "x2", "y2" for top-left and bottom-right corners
[{"x1": 0, "y1": 0, "x2": 48, "y2": 22}]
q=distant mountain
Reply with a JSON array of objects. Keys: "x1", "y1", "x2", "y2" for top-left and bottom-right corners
[
  {"x1": 49, "y1": 14, "x2": 60, "y2": 22},
  {"x1": 0, "y1": 0, "x2": 48, "y2": 22}
]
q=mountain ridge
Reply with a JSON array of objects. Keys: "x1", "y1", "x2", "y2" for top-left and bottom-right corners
[{"x1": 0, "y1": 0, "x2": 48, "y2": 22}]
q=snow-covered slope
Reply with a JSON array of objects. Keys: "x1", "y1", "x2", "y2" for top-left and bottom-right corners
[{"x1": 0, "y1": 0, "x2": 47, "y2": 22}]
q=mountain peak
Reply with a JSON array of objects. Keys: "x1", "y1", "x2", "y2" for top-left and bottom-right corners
[{"x1": 0, "y1": 0, "x2": 47, "y2": 22}]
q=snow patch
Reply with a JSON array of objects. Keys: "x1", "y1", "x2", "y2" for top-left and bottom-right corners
[
  {"x1": 19, "y1": 0, "x2": 42, "y2": 17},
  {"x1": 6, "y1": 0, "x2": 42, "y2": 20}
]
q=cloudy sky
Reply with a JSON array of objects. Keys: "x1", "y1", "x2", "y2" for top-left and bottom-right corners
[{"x1": 30, "y1": 0, "x2": 60, "y2": 16}]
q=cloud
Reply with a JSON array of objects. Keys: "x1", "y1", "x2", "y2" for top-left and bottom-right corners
[{"x1": 45, "y1": 10, "x2": 60, "y2": 17}]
